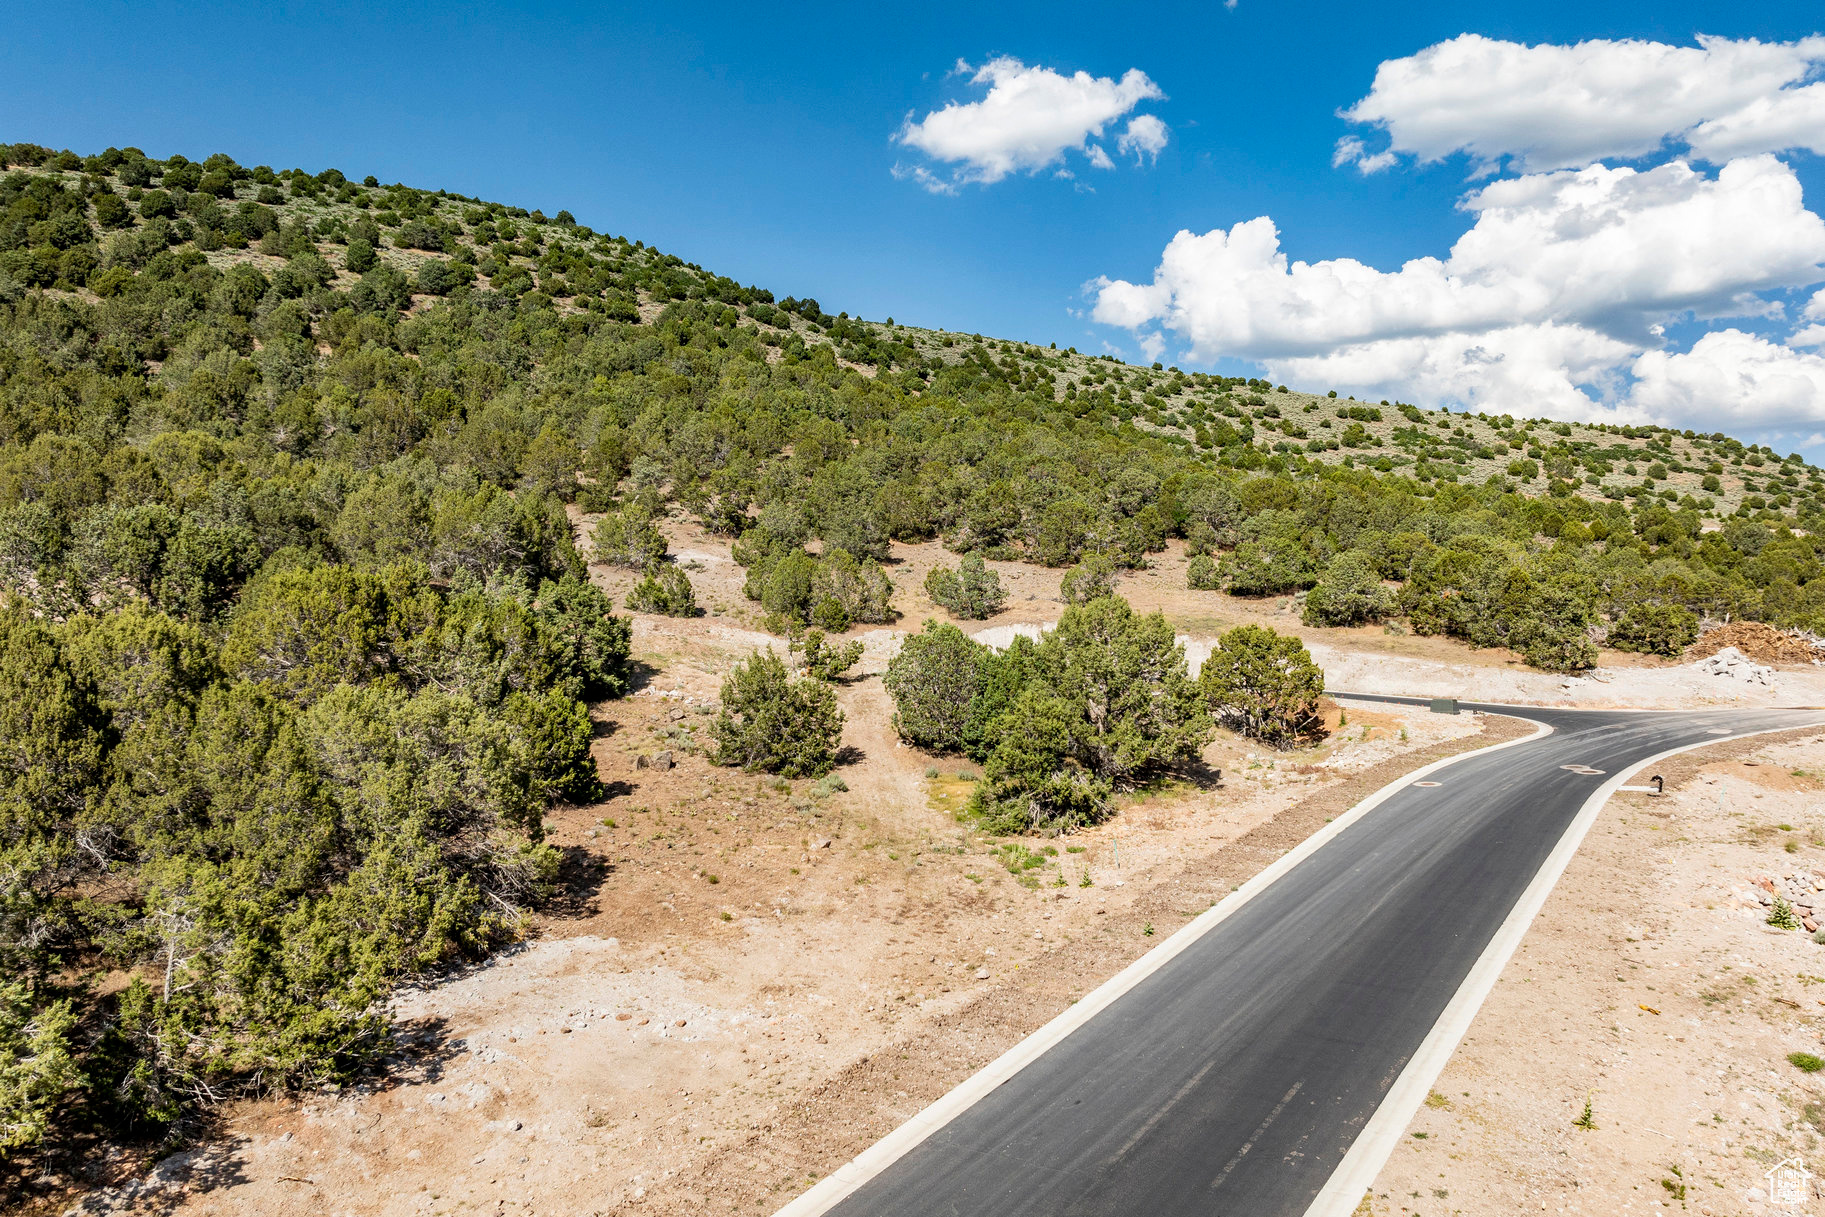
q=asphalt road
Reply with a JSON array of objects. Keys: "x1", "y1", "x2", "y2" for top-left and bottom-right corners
[{"x1": 809, "y1": 700, "x2": 1823, "y2": 1217}]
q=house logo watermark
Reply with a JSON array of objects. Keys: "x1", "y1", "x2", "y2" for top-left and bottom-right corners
[{"x1": 1769, "y1": 1157, "x2": 1813, "y2": 1209}]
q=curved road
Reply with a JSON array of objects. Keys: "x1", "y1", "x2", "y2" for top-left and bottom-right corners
[{"x1": 781, "y1": 699, "x2": 1824, "y2": 1217}]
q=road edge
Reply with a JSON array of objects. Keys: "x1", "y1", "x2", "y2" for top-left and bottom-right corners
[
  {"x1": 1302, "y1": 716, "x2": 1825, "y2": 1217},
  {"x1": 769, "y1": 710, "x2": 1553, "y2": 1217}
]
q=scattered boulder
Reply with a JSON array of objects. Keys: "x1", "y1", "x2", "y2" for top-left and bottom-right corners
[
  {"x1": 1743, "y1": 872, "x2": 1825, "y2": 933},
  {"x1": 652, "y1": 751, "x2": 675, "y2": 770},
  {"x1": 1694, "y1": 646, "x2": 1772, "y2": 684}
]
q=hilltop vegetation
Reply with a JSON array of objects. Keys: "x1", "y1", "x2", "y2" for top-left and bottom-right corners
[{"x1": 0, "y1": 138, "x2": 1824, "y2": 1164}]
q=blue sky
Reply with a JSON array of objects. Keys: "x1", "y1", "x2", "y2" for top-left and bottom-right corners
[{"x1": 8, "y1": 2, "x2": 1825, "y2": 448}]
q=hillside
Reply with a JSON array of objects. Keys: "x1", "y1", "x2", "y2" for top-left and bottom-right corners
[
  {"x1": 2, "y1": 140, "x2": 1811, "y2": 522},
  {"x1": 5, "y1": 141, "x2": 1824, "y2": 659},
  {"x1": 5, "y1": 138, "x2": 1825, "y2": 1201}
]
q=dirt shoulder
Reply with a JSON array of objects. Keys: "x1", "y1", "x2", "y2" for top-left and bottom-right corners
[{"x1": 1365, "y1": 726, "x2": 1825, "y2": 1217}]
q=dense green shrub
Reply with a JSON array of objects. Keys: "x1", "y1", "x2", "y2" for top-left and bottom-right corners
[
  {"x1": 344, "y1": 238, "x2": 378, "y2": 275},
  {"x1": 348, "y1": 263, "x2": 413, "y2": 314},
  {"x1": 1302, "y1": 550, "x2": 1394, "y2": 626},
  {"x1": 592, "y1": 502, "x2": 669, "y2": 570},
  {"x1": 712, "y1": 650, "x2": 844, "y2": 776},
  {"x1": 1222, "y1": 538, "x2": 1316, "y2": 596},
  {"x1": 0, "y1": 982, "x2": 76, "y2": 1155},
  {"x1": 535, "y1": 574, "x2": 633, "y2": 698},
  {"x1": 796, "y1": 629, "x2": 863, "y2": 681},
  {"x1": 1187, "y1": 552, "x2": 1222, "y2": 590},
  {"x1": 1059, "y1": 553, "x2": 1117, "y2": 604},
  {"x1": 0, "y1": 565, "x2": 610, "y2": 1138},
  {"x1": 1042, "y1": 597, "x2": 1210, "y2": 782},
  {"x1": 883, "y1": 620, "x2": 985, "y2": 754},
  {"x1": 1199, "y1": 624, "x2": 1324, "y2": 746},
  {"x1": 1607, "y1": 601, "x2": 1699, "y2": 655},
  {"x1": 888, "y1": 597, "x2": 1207, "y2": 830},
  {"x1": 925, "y1": 553, "x2": 1006, "y2": 619},
  {"x1": 742, "y1": 544, "x2": 892, "y2": 631},
  {"x1": 968, "y1": 684, "x2": 1110, "y2": 835},
  {"x1": 416, "y1": 259, "x2": 456, "y2": 295},
  {"x1": 1402, "y1": 542, "x2": 1598, "y2": 671},
  {"x1": 625, "y1": 562, "x2": 698, "y2": 616},
  {"x1": 807, "y1": 548, "x2": 894, "y2": 629}
]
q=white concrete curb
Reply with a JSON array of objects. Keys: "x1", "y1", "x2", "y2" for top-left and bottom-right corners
[
  {"x1": 769, "y1": 709, "x2": 1554, "y2": 1217},
  {"x1": 1303, "y1": 715, "x2": 1825, "y2": 1217}
]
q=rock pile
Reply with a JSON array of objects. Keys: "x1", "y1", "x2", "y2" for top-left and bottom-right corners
[
  {"x1": 1694, "y1": 646, "x2": 1772, "y2": 684},
  {"x1": 1690, "y1": 621, "x2": 1825, "y2": 666},
  {"x1": 1741, "y1": 871, "x2": 1825, "y2": 932}
]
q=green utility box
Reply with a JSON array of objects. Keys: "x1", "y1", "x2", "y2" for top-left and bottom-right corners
[{"x1": 1429, "y1": 697, "x2": 1459, "y2": 715}]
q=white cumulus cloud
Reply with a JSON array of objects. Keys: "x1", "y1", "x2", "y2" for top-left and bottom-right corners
[
  {"x1": 1093, "y1": 156, "x2": 1825, "y2": 430},
  {"x1": 1117, "y1": 115, "x2": 1170, "y2": 163},
  {"x1": 1687, "y1": 82, "x2": 1825, "y2": 162},
  {"x1": 1093, "y1": 156, "x2": 1825, "y2": 357},
  {"x1": 895, "y1": 57, "x2": 1166, "y2": 191},
  {"x1": 1631, "y1": 329, "x2": 1825, "y2": 429},
  {"x1": 1266, "y1": 324, "x2": 1642, "y2": 422},
  {"x1": 1335, "y1": 33, "x2": 1825, "y2": 174},
  {"x1": 1331, "y1": 136, "x2": 1395, "y2": 174}
]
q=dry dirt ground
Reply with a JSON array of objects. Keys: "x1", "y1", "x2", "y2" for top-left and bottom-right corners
[
  {"x1": 60, "y1": 517, "x2": 1825, "y2": 1216},
  {"x1": 1364, "y1": 728, "x2": 1825, "y2": 1217}
]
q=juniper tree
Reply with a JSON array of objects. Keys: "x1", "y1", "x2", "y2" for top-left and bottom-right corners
[
  {"x1": 1199, "y1": 624, "x2": 1323, "y2": 746},
  {"x1": 712, "y1": 650, "x2": 844, "y2": 777},
  {"x1": 924, "y1": 552, "x2": 1006, "y2": 619}
]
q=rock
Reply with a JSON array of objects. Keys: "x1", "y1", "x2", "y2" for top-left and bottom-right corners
[
  {"x1": 635, "y1": 754, "x2": 650, "y2": 770},
  {"x1": 1694, "y1": 646, "x2": 1773, "y2": 684},
  {"x1": 669, "y1": 708, "x2": 687, "y2": 721},
  {"x1": 653, "y1": 751, "x2": 675, "y2": 770},
  {"x1": 812, "y1": 838, "x2": 832, "y2": 849},
  {"x1": 974, "y1": 968, "x2": 990, "y2": 980}
]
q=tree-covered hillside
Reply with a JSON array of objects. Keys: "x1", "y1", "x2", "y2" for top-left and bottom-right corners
[{"x1": 0, "y1": 139, "x2": 1823, "y2": 1163}]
